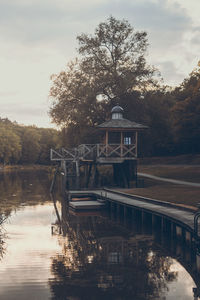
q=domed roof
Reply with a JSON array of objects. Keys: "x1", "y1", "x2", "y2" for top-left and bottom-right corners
[
  {"x1": 111, "y1": 105, "x2": 124, "y2": 114},
  {"x1": 97, "y1": 103, "x2": 148, "y2": 130}
]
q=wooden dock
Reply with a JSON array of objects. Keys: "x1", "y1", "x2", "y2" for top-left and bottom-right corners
[{"x1": 69, "y1": 188, "x2": 197, "y2": 232}]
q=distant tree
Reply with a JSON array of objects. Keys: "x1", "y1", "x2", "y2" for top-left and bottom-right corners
[
  {"x1": 140, "y1": 88, "x2": 175, "y2": 156},
  {"x1": 0, "y1": 117, "x2": 61, "y2": 164},
  {"x1": 37, "y1": 128, "x2": 60, "y2": 164},
  {"x1": 0, "y1": 117, "x2": 14, "y2": 126},
  {"x1": 0, "y1": 126, "x2": 21, "y2": 164},
  {"x1": 20, "y1": 127, "x2": 41, "y2": 164},
  {"x1": 172, "y1": 65, "x2": 200, "y2": 153},
  {"x1": 172, "y1": 62, "x2": 200, "y2": 102},
  {"x1": 50, "y1": 17, "x2": 158, "y2": 146}
]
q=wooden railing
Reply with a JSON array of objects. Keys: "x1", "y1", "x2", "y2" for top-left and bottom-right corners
[
  {"x1": 51, "y1": 143, "x2": 137, "y2": 162},
  {"x1": 77, "y1": 144, "x2": 97, "y2": 160},
  {"x1": 78, "y1": 143, "x2": 136, "y2": 160},
  {"x1": 50, "y1": 148, "x2": 76, "y2": 161},
  {"x1": 97, "y1": 144, "x2": 136, "y2": 158}
]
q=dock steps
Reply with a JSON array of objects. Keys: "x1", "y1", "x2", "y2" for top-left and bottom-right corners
[
  {"x1": 69, "y1": 190, "x2": 106, "y2": 210},
  {"x1": 69, "y1": 200, "x2": 105, "y2": 210}
]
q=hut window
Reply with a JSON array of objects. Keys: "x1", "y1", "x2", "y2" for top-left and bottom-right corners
[
  {"x1": 112, "y1": 112, "x2": 123, "y2": 119},
  {"x1": 124, "y1": 137, "x2": 131, "y2": 145}
]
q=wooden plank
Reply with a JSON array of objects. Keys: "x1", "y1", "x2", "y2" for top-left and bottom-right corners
[
  {"x1": 69, "y1": 209, "x2": 101, "y2": 216},
  {"x1": 68, "y1": 189, "x2": 196, "y2": 231},
  {"x1": 69, "y1": 200, "x2": 105, "y2": 210},
  {"x1": 71, "y1": 197, "x2": 93, "y2": 201},
  {"x1": 86, "y1": 162, "x2": 93, "y2": 188}
]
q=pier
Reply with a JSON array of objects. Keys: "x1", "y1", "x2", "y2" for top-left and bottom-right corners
[
  {"x1": 52, "y1": 189, "x2": 200, "y2": 300},
  {"x1": 68, "y1": 188, "x2": 199, "y2": 235}
]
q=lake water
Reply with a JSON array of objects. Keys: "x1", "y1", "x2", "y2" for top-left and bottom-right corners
[{"x1": 0, "y1": 169, "x2": 198, "y2": 300}]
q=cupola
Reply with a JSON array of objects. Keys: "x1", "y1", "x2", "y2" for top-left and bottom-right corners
[{"x1": 111, "y1": 104, "x2": 124, "y2": 120}]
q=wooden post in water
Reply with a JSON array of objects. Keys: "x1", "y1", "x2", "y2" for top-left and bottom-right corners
[
  {"x1": 75, "y1": 159, "x2": 80, "y2": 189},
  {"x1": 91, "y1": 163, "x2": 99, "y2": 187},
  {"x1": 50, "y1": 164, "x2": 59, "y2": 193},
  {"x1": 61, "y1": 160, "x2": 67, "y2": 193},
  {"x1": 135, "y1": 160, "x2": 138, "y2": 188},
  {"x1": 86, "y1": 162, "x2": 92, "y2": 188}
]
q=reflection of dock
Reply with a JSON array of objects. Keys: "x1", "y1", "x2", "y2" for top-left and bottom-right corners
[{"x1": 69, "y1": 209, "x2": 101, "y2": 216}]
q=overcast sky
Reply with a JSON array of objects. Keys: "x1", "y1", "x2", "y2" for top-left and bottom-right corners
[{"x1": 0, "y1": 0, "x2": 200, "y2": 128}]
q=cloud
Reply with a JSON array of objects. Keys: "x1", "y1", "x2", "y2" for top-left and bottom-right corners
[
  {"x1": 189, "y1": 27, "x2": 200, "y2": 46},
  {"x1": 0, "y1": 101, "x2": 53, "y2": 127},
  {"x1": 0, "y1": 0, "x2": 106, "y2": 46},
  {"x1": 0, "y1": 0, "x2": 193, "y2": 63},
  {"x1": 158, "y1": 61, "x2": 185, "y2": 85},
  {"x1": 0, "y1": 0, "x2": 190, "y2": 45},
  {"x1": 0, "y1": 91, "x2": 19, "y2": 97},
  {"x1": 0, "y1": 0, "x2": 199, "y2": 126},
  {"x1": 1, "y1": 102, "x2": 46, "y2": 116}
]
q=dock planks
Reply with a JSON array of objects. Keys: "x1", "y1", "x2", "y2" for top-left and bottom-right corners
[{"x1": 69, "y1": 189, "x2": 197, "y2": 231}]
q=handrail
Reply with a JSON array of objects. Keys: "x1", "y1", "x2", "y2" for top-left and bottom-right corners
[
  {"x1": 50, "y1": 148, "x2": 76, "y2": 161},
  {"x1": 97, "y1": 144, "x2": 136, "y2": 158},
  {"x1": 77, "y1": 144, "x2": 97, "y2": 160},
  {"x1": 51, "y1": 143, "x2": 137, "y2": 161},
  {"x1": 194, "y1": 211, "x2": 200, "y2": 239}
]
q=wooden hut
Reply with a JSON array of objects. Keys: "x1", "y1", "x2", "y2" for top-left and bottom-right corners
[
  {"x1": 94, "y1": 105, "x2": 148, "y2": 186},
  {"x1": 97, "y1": 104, "x2": 147, "y2": 161},
  {"x1": 50, "y1": 105, "x2": 148, "y2": 188}
]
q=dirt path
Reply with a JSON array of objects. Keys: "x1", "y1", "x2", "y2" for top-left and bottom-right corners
[{"x1": 138, "y1": 172, "x2": 200, "y2": 187}]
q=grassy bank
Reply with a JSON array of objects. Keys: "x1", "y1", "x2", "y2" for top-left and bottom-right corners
[
  {"x1": 139, "y1": 154, "x2": 200, "y2": 165},
  {"x1": 138, "y1": 165, "x2": 200, "y2": 183},
  {"x1": 120, "y1": 155, "x2": 200, "y2": 210}
]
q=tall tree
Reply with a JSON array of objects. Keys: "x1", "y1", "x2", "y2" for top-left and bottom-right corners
[
  {"x1": 49, "y1": 17, "x2": 158, "y2": 146},
  {"x1": 77, "y1": 16, "x2": 156, "y2": 100}
]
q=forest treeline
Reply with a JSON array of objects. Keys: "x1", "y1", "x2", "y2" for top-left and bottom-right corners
[
  {"x1": 49, "y1": 16, "x2": 200, "y2": 157},
  {"x1": 0, "y1": 119, "x2": 60, "y2": 165},
  {"x1": 1, "y1": 64, "x2": 199, "y2": 166}
]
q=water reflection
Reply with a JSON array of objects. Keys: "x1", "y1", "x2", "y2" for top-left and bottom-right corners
[
  {"x1": 50, "y1": 197, "x2": 198, "y2": 300},
  {"x1": 0, "y1": 170, "x2": 56, "y2": 300},
  {"x1": 0, "y1": 170, "x2": 198, "y2": 299}
]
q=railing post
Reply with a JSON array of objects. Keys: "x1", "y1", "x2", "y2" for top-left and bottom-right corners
[
  {"x1": 194, "y1": 205, "x2": 200, "y2": 239},
  {"x1": 135, "y1": 132, "x2": 138, "y2": 157},
  {"x1": 50, "y1": 149, "x2": 53, "y2": 160},
  {"x1": 120, "y1": 132, "x2": 123, "y2": 157}
]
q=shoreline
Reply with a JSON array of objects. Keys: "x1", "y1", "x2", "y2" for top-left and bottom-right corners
[{"x1": 0, "y1": 164, "x2": 53, "y2": 172}]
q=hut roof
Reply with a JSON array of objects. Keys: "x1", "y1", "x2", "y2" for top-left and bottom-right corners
[
  {"x1": 97, "y1": 118, "x2": 148, "y2": 130},
  {"x1": 111, "y1": 105, "x2": 124, "y2": 114}
]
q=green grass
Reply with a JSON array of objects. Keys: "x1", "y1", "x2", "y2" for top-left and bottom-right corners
[{"x1": 120, "y1": 155, "x2": 200, "y2": 209}]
